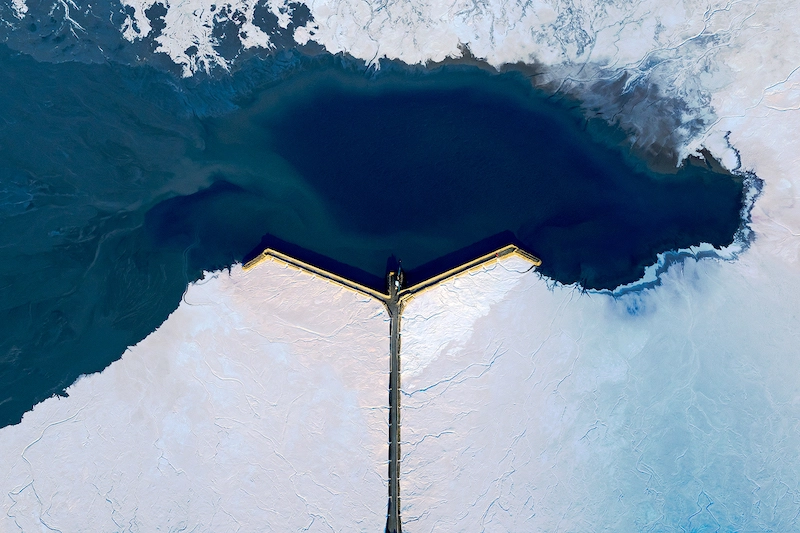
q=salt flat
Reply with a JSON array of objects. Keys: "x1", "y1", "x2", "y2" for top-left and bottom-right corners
[
  {"x1": 0, "y1": 261, "x2": 389, "y2": 532},
  {"x1": 400, "y1": 106, "x2": 800, "y2": 531},
  {"x1": 2, "y1": 0, "x2": 800, "y2": 529}
]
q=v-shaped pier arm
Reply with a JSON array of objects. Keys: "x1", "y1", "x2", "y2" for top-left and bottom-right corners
[{"x1": 244, "y1": 245, "x2": 541, "y2": 533}]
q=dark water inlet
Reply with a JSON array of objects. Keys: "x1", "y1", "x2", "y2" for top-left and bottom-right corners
[
  {"x1": 163, "y1": 62, "x2": 744, "y2": 290},
  {"x1": 0, "y1": 48, "x2": 744, "y2": 428}
]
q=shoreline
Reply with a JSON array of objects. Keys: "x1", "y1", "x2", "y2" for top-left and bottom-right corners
[
  {"x1": 244, "y1": 243, "x2": 542, "y2": 532},
  {"x1": 243, "y1": 244, "x2": 542, "y2": 304}
]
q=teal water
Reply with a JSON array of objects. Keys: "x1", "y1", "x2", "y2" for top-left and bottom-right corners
[{"x1": 0, "y1": 48, "x2": 744, "y2": 427}]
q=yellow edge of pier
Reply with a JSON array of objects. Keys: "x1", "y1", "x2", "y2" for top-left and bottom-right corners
[
  {"x1": 397, "y1": 244, "x2": 541, "y2": 304},
  {"x1": 243, "y1": 247, "x2": 390, "y2": 301},
  {"x1": 243, "y1": 244, "x2": 541, "y2": 304},
  {"x1": 243, "y1": 243, "x2": 540, "y2": 533}
]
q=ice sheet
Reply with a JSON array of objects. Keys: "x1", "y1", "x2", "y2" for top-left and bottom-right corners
[
  {"x1": 0, "y1": 261, "x2": 389, "y2": 532},
  {"x1": 400, "y1": 100, "x2": 800, "y2": 529},
  {"x1": 112, "y1": 0, "x2": 799, "y2": 169}
]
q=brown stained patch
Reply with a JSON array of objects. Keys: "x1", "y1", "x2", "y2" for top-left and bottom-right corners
[{"x1": 406, "y1": 45, "x2": 711, "y2": 175}]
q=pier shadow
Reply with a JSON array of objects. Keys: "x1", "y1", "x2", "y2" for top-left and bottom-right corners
[
  {"x1": 401, "y1": 232, "x2": 534, "y2": 288},
  {"x1": 243, "y1": 234, "x2": 386, "y2": 292},
  {"x1": 244, "y1": 231, "x2": 537, "y2": 294}
]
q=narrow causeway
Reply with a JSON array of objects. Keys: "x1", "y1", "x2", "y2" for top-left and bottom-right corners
[{"x1": 243, "y1": 245, "x2": 542, "y2": 532}]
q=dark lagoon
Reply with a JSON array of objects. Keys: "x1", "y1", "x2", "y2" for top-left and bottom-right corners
[{"x1": 0, "y1": 48, "x2": 744, "y2": 426}]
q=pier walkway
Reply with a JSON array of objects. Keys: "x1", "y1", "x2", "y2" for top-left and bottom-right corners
[{"x1": 243, "y1": 244, "x2": 541, "y2": 533}]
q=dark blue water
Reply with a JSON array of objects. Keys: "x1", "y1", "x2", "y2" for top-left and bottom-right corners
[
  {"x1": 0, "y1": 48, "x2": 743, "y2": 427},
  {"x1": 153, "y1": 63, "x2": 743, "y2": 288}
]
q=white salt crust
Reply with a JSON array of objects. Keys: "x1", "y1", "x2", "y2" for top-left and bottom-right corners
[{"x1": 0, "y1": 261, "x2": 389, "y2": 532}]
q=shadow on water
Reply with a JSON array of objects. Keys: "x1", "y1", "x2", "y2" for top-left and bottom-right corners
[
  {"x1": 240, "y1": 231, "x2": 530, "y2": 293},
  {"x1": 401, "y1": 232, "x2": 524, "y2": 288},
  {"x1": 0, "y1": 46, "x2": 746, "y2": 427},
  {"x1": 242, "y1": 234, "x2": 386, "y2": 291}
]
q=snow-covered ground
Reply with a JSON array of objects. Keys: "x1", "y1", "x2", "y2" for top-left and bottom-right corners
[
  {"x1": 400, "y1": 108, "x2": 800, "y2": 530},
  {"x1": 105, "y1": 0, "x2": 797, "y2": 169},
  {"x1": 0, "y1": 261, "x2": 389, "y2": 532},
  {"x1": 2, "y1": 0, "x2": 799, "y2": 529}
]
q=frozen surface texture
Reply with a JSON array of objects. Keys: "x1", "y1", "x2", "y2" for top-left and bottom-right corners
[
  {"x1": 400, "y1": 103, "x2": 800, "y2": 530},
  {"x1": 108, "y1": 0, "x2": 797, "y2": 165},
  {"x1": 401, "y1": 257, "x2": 536, "y2": 379},
  {"x1": 0, "y1": 262, "x2": 389, "y2": 532},
  {"x1": 2, "y1": 0, "x2": 800, "y2": 529},
  {"x1": 2, "y1": 0, "x2": 797, "y2": 171},
  {"x1": 118, "y1": 0, "x2": 278, "y2": 75}
]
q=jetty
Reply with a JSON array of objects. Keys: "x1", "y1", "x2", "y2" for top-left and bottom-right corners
[{"x1": 243, "y1": 244, "x2": 541, "y2": 533}]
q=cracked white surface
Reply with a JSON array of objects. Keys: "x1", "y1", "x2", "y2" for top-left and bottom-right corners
[
  {"x1": 0, "y1": 261, "x2": 388, "y2": 532},
  {"x1": 401, "y1": 256, "x2": 532, "y2": 381},
  {"x1": 115, "y1": 0, "x2": 798, "y2": 165},
  {"x1": 400, "y1": 93, "x2": 800, "y2": 530},
  {"x1": 401, "y1": 257, "x2": 800, "y2": 530},
  {"x1": 379, "y1": 1, "x2": 800, "y2": 528},
  {"x1": 3, "y1": 0, "x2": 800, "y2": 528},
  {"x1": 120, "y1": 0, "x2": 285, "y2": 76},
  {"x1": 9, "y1": 0, "x2": 26, "y2": 19}
]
